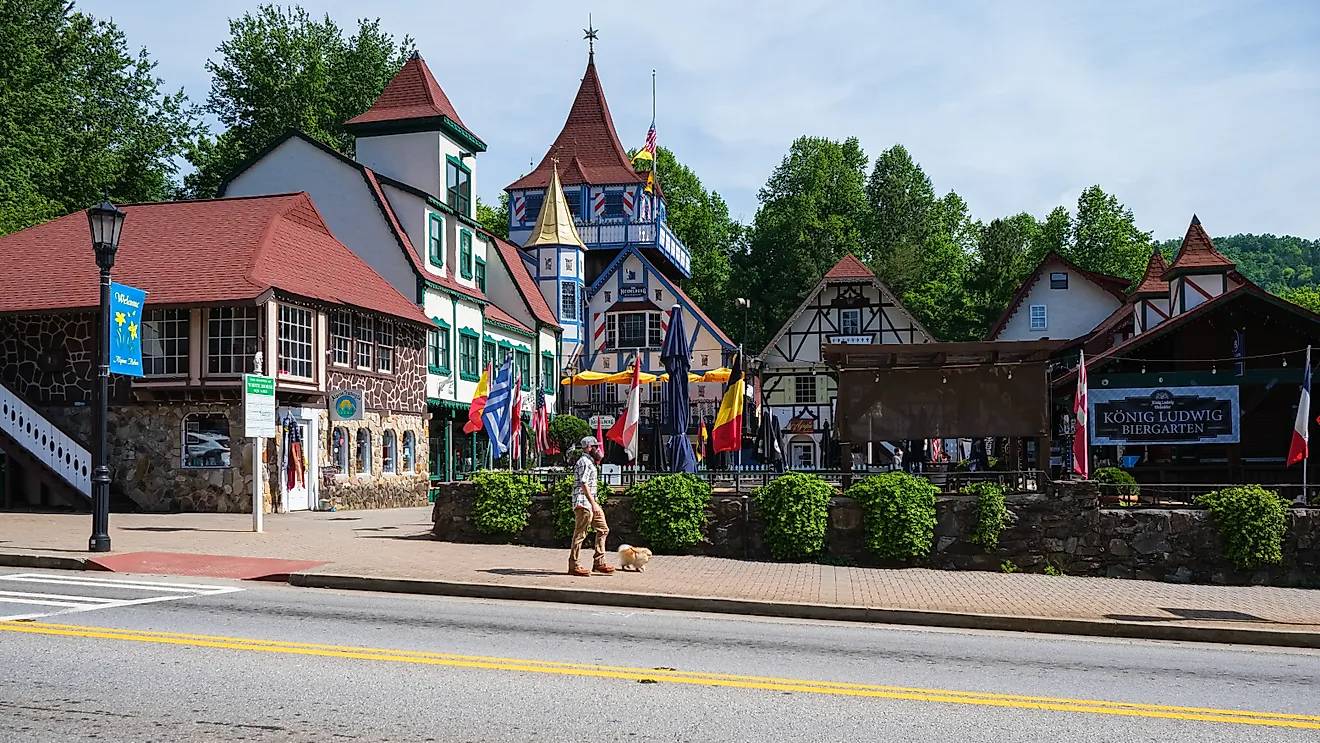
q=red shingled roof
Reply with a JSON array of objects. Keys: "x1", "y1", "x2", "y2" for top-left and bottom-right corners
[
  {"x1": 1130, "y1": 250, "x2": 1170, "y2": 297},
  {"x1": 1166, "y1": 214, "x2": 1235, "y2": 275},
  {"x1": 823, "y1": 254, "x2": 875, "y2": 280},
  {"x1": 344, "y1": 54, "x2": 480, "y2": 142},
  {"x1": 485, "y1": 231, "x2": 559, "y2": 328},
  {"x1": 506, "y1": 54, "x2": 642, "y2": 190},
  {"x1": 0, "y1": 194, "x2": 429, "y2": 324}
]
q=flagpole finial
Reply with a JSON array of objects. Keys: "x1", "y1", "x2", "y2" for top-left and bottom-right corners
[{"x1": 584, "y1": 15, "x2": 598, "y2": 54}]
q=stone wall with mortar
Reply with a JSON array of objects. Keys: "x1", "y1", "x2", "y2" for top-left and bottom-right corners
[
  {"x1": 431, "y1": 480, "x2": 1319, "y2": 587},
  {"x1": 318, "y1": 410, "x2": 429, "y2": 510}
]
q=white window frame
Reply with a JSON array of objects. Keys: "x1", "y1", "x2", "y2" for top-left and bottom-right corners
[
  {"x1": 402, "y1": 431, "x2": 416, "y2": 472},
  {"x1": 560, "y1": 281, "x2": 578, "y2": 321},
  {"x1": 277, "y1": 304, "x2": 314, "y2": 380},
  {"x1": 142, "y1": 308, "x2": 189, "y2": 377},
  {"x1": 331, "y1": 311, "x2": 352, "y2": 366},
  {"x1": 355, "y1": 316, "x2": 374, "y2": 370},
  {"x1": 206, "y1": 307, "x2": 259, "y2": 376},
  {"x1": 840, "y1": 309, "x2": 861, "y2": 336},
  {"x1": 795, "y1": 375, "x2": 817, "y2": 405},
  {"x1": 376, "y1": 320, "x2": 394, "y2": 374},
  {"x1": 610, "y1": 311, "x2": 661, "y2": 349},
  {"x1": 1029, "y1": 304, "x2": 1047, "y2": 331}
]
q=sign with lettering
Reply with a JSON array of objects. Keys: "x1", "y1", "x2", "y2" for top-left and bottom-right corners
[
  {"x1": 108, "y1": 283, "x2": 147, "y2": 377},
  {"x1": 618, "y1": 284, "x2": 646, "y2": 300},
  {"x1": 329, "y1": 389, "x2": 365, "y2": 421},
  {"x1": 243, "y1": 374, "x2": 277, "y2": 437},
  {"x1": 786, "y1": 418, "x2": 815, "y2": 434},
  {"x1": 1089, "y1": 386, "x2": 1239, "y2": 446},
  {"x1": 826, "y1": 334, "x2": 874, "y2": 345}
]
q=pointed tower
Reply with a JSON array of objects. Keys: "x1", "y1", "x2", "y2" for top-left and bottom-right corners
[
  {"x1": 524, "y1": 162, "x2": 588, "y2": 360},
  {"x1": 506, "y1": 51, "x2": 691, "y2": 282},
  {"x1": 1129, "y1": 250, "x2": 1171, "y2": 334},
  {"x1": 1165, "y1": 215, "x2": 1236, "y2": 317},
  {"x1": 345, "y1": 52, "x2": 486, "y2": 216}
]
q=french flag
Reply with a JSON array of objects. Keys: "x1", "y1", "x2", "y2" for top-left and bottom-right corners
[{"x1": 1288, "y1": 351, "x2": 1310, "y2": 466}]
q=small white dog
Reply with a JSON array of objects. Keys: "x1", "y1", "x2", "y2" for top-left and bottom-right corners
[{"x1": 617, "y1": 544, "x2": 653, "y2": 572}]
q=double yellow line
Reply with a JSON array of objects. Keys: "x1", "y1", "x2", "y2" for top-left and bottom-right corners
[{"x1": 4, "y1": 621, "x2": 1318, "y2": 730}]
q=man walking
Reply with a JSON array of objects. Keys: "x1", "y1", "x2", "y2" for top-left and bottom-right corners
[{"x1": 569, "y1": 436, "x2": 614, "y2": 576}]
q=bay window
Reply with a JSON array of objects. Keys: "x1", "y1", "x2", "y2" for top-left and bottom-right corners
[{"x1": 277, "y1": 304, "x2": 314, "y2": 379}]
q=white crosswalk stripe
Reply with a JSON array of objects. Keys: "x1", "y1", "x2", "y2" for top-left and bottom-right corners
[{"x1": 0, "y1": 572, "x2": 242, "y2": 621}]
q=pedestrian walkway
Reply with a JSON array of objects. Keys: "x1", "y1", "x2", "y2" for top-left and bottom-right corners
[{"x1": 2, "y1": 509, "x2": 1318, "y2": 635}]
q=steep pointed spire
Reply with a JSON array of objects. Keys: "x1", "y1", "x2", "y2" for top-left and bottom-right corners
[
  {"x1": 1129, "y1": 249, "x2": 1170, "y2": 298},
  {"x1": 344, "y1": 53, "x2": 485, "y2": 150},
  {"x1": 1166, "y1": 214, "x2": 1234, "y2": 275},
  {"x1": 506, "y1": 53, "x2": 639, "y2": 191},
  {"x1": 523, "y1": 161, "x2": 586, "y2": 250}
]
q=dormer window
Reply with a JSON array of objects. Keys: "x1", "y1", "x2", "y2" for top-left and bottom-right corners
[
  {"x1": 446, "y1": 157, "x2": 471, "y2": 216},
  {"x1": 563, "y1": 189, "x2": 581, "y2": 219},
  {"x1": 1050, "y1": 272, "x2": 1068, "y2": 289},
  {"x1": 524, "y1": 192, "x2": 544, "y2": 224}
]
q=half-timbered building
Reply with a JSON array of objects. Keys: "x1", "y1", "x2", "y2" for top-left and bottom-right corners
[{"x1": 757, "y1": 255, "x2": 932, "y2": 469}]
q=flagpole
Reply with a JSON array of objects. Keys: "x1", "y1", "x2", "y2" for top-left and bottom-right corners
[{"x1": 1306, "y1": 345, "x2": 1311, "y2": 505}]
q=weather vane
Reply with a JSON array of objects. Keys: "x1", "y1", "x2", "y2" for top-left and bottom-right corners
[{"x1": 584, "y1": 15, "x2": 598, "y2": 53}]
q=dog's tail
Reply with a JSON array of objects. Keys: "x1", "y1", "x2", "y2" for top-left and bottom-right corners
[{"x1": 618, "y1": 544, "x2": 633, "y2": 553}]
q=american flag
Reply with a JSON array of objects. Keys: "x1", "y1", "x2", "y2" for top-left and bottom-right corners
[
  {"x1": 533, "y1": 388, "x2": 558, "y2": 454},
  {"x1": 643, "y1": 119, "x2": 657, "y2": 159}
]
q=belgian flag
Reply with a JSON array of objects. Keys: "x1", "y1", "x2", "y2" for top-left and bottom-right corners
[{"x1": 711, "y1": 354, "x2": 744, "y2": 453}]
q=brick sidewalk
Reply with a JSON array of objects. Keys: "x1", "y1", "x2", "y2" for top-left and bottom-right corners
[{"x1": 3, "y1": 509, "x2": 1318, "y2": 632}]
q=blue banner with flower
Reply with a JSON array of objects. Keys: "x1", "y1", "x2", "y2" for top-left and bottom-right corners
[{"x1": 109, "y1": 282, "x2": 147, "y2": 377}]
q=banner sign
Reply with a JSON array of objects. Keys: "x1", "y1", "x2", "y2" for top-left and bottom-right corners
[
  {"x1": 618, "y1": 285, "x2": 647, "y2": 300},
  {"x1": 329, "y1": 390, "x2": 365, "y2": 421},
  {"x1": 786, "y1": 418, "x2": 815, "y2": 434},
  {"x1": 1088, "y1": 386, "x2": 1239, "y2": 446},
  {"x1": 826, "y1": 334, "x2": 874, "y2": 345},
  {"x1": 108, "y1": 282, "x2": 147, "y2": 377},
  {"x1": 243, "y1": 374, "x2": 277, "y2": 437}
]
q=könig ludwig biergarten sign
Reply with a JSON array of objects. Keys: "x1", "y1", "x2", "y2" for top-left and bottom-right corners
[{"x1": 1087, "y1": 386, "x2": 1240, "y2": 446}]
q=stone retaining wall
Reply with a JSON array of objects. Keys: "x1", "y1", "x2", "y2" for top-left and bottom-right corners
[{"x1": 431, "y1": 481, "x2": 1320, "y2": 587}]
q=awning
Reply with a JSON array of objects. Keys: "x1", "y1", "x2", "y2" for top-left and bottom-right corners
[
  {"x1": 658, "y1": 372, "x2": 702, "y2": 382},
  {"x1": 701, "y1": 367, "x2": 732, "y2": 383},
  {"x1": 560, "y1": 371, "x2": 613, "y2": 386},
  {"x1": 602, "y1": 370, "x2": 658, "y2": 384}
]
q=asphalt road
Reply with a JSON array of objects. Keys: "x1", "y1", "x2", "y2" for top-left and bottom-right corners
[{"x1": 1, "y1": 568, "x2": 1318, "y2": 742}]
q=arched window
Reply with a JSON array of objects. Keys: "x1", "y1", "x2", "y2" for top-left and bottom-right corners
[
  {"x1": 331, "y1": 427, "x2": 349, "y2": 473},
  {"x1": 382, "y1": 430, "x2": 397, "y2": 474},
  {"x1": 356, "y1": 429, "x2": 372, "y2": 475},
  {"x1": 401, "y1": 431, "x2": 415, "y2": 472}
]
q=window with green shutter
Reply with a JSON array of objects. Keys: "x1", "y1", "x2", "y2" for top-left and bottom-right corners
[
  {"x1": 460, "y1": 231, "x2": 473, "y2": 278},
  {"x1": 475, "y1": 257, "x2": 486, "y2": 293},
  {"x1": 427, "y1": 213, "x2": 443, "y2": 267}
]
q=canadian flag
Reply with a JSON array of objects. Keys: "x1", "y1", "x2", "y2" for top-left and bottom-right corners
[
  {"x1": 1288, "y1": 351, "x2": 1311, "y2": 467},
  {"x1": 607, "y1": 356, "x2": 641, "y2": 461},
  {"x1": 1073, "y1": 351, "x2": 1089, "y2": 479}
]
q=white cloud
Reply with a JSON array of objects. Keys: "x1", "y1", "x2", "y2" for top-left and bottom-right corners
[{"x1": 79, "y1": 0, "x2": 1320, "y2": 237}]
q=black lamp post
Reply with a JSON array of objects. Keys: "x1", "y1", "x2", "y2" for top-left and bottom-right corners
[{"x1": 86, "y1": 197, "x2": 126, "y2": 553}]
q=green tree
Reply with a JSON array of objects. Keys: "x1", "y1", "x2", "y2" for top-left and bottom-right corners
[
  {"x1": 183, "y1": 5, "x2": 413, "y2": 197},
  {"x1": 1067, "y1": 185, "x2": 1152, "y2": 280},
  {"x1": 0, "y1": 0, "x2": 198, "y2": 234},
  {"x1": 1282, "y1": 286, "x2": 1320, "y2": 314},
  {"x1": 968, "y1": 214, "x2": 1040, "y2": 335},
  {"x1": 743, "y1": 136, "x2": 869, "y2": 350},
  {"x1": 1033, "y1": 206, "x2": 1071, "y2": 264},
  {"x1": 864, "y1": 144, "x2": 937, "y2": 294},
  {"x1": 477, "y1": 194, "x2": 509, "y2": 240}
]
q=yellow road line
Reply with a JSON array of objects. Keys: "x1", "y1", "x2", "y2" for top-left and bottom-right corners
[{"x1": 3, "y1": 621, "x2": 1317, "y2": 730}]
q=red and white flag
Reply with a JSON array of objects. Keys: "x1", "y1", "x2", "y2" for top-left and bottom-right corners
[
  {"x1": 532, "y1": 388, "x2": 558, "y2": 455},
  {"x1": 510, "y1": 379, "x2": 523, "y2": 464},
  {"x1": 607, "y1": 357, "x2": 641, "y2": 461},
  {"x1": 1073, "y1": 351, "x2": 1089, "y2": 479},
  {"x1": 1288, "y1": 351, "x2": 1311, "y2": 466}
]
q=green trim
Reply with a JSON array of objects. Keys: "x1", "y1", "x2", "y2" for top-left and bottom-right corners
[
  {"x1": 474, "y1": 256, "x2": 487, "y2": 293},
  {"x1": 431, "y1": 316, "x2": 451, "y2": 329},
  {"x1": 459, "y1": 229, "x2": 473, "y2": 278},
  {"x1": 457, "y1": 327, "x2": 481, "y2": 381},
  {"x1": 514, "y1": 348, "x2": 532, "y2": 390},
  {"x1": 484, "y1": 316, "x2": 536, "y2": 340},
  {"x1": 427, "y1": 212, "x2": 444, "y2": 268},
  {"x1": 458, "y1": 327, "x2": 480, "y2": 339},
  {"x1": 541, "y1": 351, "x2": 557, "y2": 393},
  {"x1": 428, "y1": 324, "x2": 451, "y2": 375},
  {"x1": 447, "y1": 155, "x2": 473, "y2": 217},
  {"x1": 422, "y1": 279, "x2": 488, "y2": 306},
  {"x1": 497, "y1": 339, "x2": 513, "y2": 350},
  {"x1": 344, "y1": 115, "x2": 487, "y2": 153},
  {"x1": 429, "y1": 398, "x2": 471, "y2": 413}
]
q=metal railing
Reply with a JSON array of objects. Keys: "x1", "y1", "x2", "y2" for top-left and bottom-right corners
[{"x1": 0, "y1": 381, "x2": 91, "y2": 497}]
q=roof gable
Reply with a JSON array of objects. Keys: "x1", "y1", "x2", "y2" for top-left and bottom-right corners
[
  {"x1": 823, "y1": 253, "x2": 875, "y2": 281},
  {"x1": 1165, "y1": 214, "x2": 1235, "y2": 275},
  {"x1": 0, "y1": 193, "x2": 428, "y2": 323},
  {"x1": 343, "y1": 53, "x2": 483, "y2": 149},
  {"x1": 506, "y1": 53, "x2": 640, "y2": 191},
  {"x1": 985, "y1": 252, "x2": 1130, "y2": 340},
  {"x1": 588, "y1": 247, "x2": 735, "y2": 348},
  {"x1": 485, "y1": 231, "x2": 560, "y2": 329},
  {"x1": 1129, "y1": 249, "x2": 1170, "y2": 297}
]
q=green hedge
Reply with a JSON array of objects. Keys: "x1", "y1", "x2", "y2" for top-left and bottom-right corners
[
  {"x1": 753, "y1": 472, "x2": 833, "y2": 561},
  {"x1": 549, "y1": 476, "x2": 611, "y2": 540},
  {"x1": 964, "y1": 481, "x2": 1007, "y2": 549},
  {"x1": 1196, "y1": 485, "x2": 1287, "y2": 570},
  {"x1": 628, "y1": 474, "x2": 711, "y2": 552},
  {"x1": 845, "y1": 472, "x2": 938, "y2": 559},
  {"x1": 1095, "y1": 467, "x2": 1139, "y2": 498},
  {"x1": 471, "y1": 471, "x2": 541, "y2": 536}
]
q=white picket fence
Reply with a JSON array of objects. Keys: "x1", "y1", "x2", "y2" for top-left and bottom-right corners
[{"x1": 0, "y1": 381, "x2": 91, "y2": 497}]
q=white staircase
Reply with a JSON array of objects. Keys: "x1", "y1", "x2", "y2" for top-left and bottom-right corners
[{"x1": 0, "y1": 381, "x2": 91, "y2": 499}]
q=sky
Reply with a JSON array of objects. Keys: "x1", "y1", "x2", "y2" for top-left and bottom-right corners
[{"x1": 79, "y1": 0, "x2": 1320, "y2": 240}]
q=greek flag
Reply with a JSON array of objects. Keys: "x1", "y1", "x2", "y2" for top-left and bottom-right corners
[{"x1": 482, "y1": 356, "x2": 516, "y2": 459}]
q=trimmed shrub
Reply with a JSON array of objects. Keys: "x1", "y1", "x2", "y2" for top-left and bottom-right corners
[
  {"x1": 1095, "y1": 467, "x2": 1140, "y2": 499},
  {"x1": 964, "y1": 481, "x2": 1007, "y2": 549},
  {"x1": 753, "y1": 472, "x2": 833, "y2": 561},
  {"x1": 845, "y1": 472, "x2": 938, "y2": 559},
  {"x1": 1196, "y1": 485, "x2": 1288, "y2": 570},
  {"x1": 549, "y1": 415, "x2": 591, "y2": 458},
  {"x1": 471, "y1": 470, "x2": 541, "y2": 536},
  {"x1": 628, "y1": 473, "x2": 711, "y2": 552},
  {"x1": 550, "y1": 475, "x2": 611, "y2": 540}
]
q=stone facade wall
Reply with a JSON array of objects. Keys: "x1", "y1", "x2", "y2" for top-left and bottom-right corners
[
  {"x1": 430, "y1": 481, "x2": 1320, "y2": 587},
  {"x1": 326, "y1": 323, "x2": 427, "y2": 414},
  {"x1": 318, "y1": 410, "x2": 429, "y2": 510},
  {"x1": 0, "y1": 313, "x2": 98, "y2": 404}
]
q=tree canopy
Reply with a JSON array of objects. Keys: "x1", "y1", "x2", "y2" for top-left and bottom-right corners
[{"x1": 0, "y1": 0, "x2": 198, "y2": 235}]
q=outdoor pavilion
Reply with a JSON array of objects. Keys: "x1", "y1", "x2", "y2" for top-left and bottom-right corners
[{"x1": 823, "y1": 340, "x2": 1064, "y2": 490}]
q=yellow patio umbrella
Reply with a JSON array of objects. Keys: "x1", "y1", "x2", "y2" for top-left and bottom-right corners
[
  {"x1": 560, "y1": 370, "x2": 613, "y2": 386},
  {"x1": 701, "y1": 367, "x2": 733, "y2": 383},
  {"x1": 602, "y1": 369, "x2": 658, "y2": 384},
  {"x1": 658, "y1": 372, "x2": 702, "y2": 382}
]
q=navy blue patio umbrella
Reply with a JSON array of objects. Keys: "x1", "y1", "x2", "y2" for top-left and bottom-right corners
[{"x1": 660, "y1": 304, "x2": 697, "y2": 473}]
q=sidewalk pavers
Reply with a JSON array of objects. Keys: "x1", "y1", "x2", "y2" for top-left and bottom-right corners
[{"x1": 2, "y1": 508, "x2": 1318, "y2": 645}]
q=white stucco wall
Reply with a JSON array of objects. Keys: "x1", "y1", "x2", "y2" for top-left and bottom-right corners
[
  {"x1": 996, "y1": 265, "x2": 1121, "y2": 341},
  {"x1": 356, "y1": 130, "x2": 476, "y2": 219}
]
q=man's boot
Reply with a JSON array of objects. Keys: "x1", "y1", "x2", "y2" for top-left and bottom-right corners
[
  {"x1": 568, "y1": 563, "x2": 590, "y2": 577},
  {"x1": 592, "y1": 563, "x2": 616, "y2": 575}
]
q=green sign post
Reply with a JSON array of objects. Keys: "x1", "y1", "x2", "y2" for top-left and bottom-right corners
[{"x1": 244, "y1": 374, "x2": 275, "y2": 532}]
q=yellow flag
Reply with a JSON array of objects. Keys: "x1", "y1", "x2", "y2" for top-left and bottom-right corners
[
  {"x1": 631, "y1": 150, "x2": 654, "y2": 164},
  {"x1": 645, "y1": 170, "x2": 654, "y2": 194}
]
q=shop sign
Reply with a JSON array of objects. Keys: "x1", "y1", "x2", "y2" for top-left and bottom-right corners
[
  {"x1": 826, "y1": 334, "x2": 874, "y2": 345},
  {"x1": 1088, "y1": 386, "x2": 1239, "y2": 446},
  {"x1": 618, "y1": 285, "x2": 647, "y2": 300},
  {"x1": 329, "y1": 389, "x2": 365, "y2": 422},
  {"x1": 786, "y1": 418, "x2": 815, "y2": 434}
]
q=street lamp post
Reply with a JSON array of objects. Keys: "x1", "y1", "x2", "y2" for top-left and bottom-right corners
[{"x1": 86, "y1": 197, "x2": 126, "y2": 553}]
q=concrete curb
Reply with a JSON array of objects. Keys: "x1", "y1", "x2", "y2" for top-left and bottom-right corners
[
  {"x1": 0, "y1": 552, "x2": 94, "y2": 571},
  {"x1": 288, "y1": 572, "x2": 1320, "y2": 650}
]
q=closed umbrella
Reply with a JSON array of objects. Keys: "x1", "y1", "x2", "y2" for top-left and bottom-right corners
[{"x1": 660, "y1": 304, "x2": 697, "y2": 473}]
